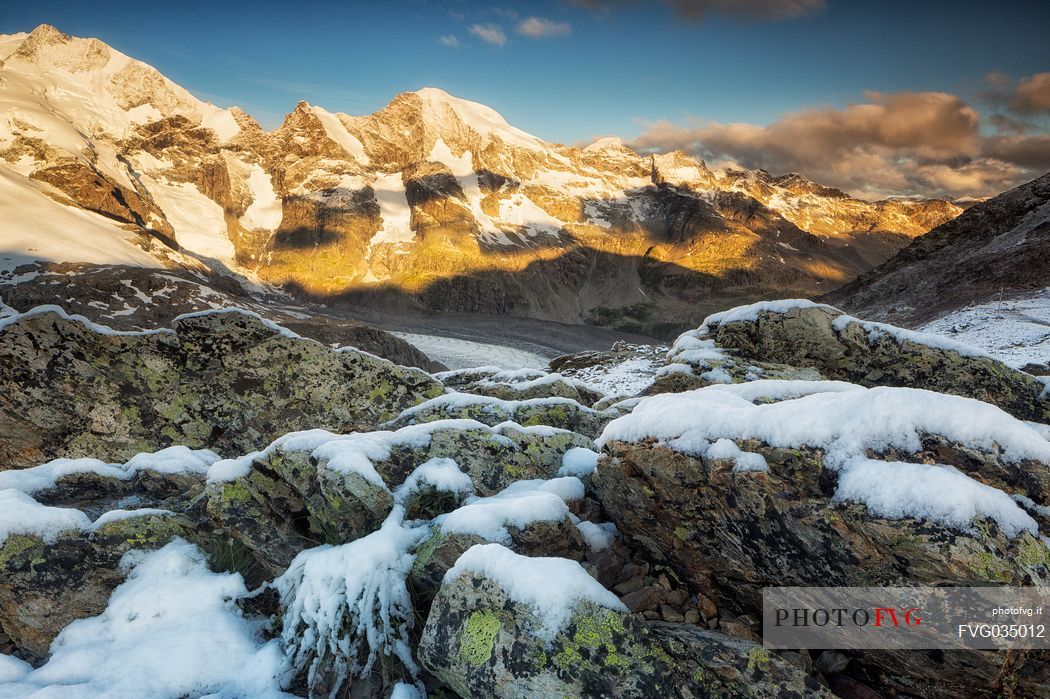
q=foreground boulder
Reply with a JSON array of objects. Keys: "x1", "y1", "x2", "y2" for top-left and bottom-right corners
[
  {"x1": 419, "y1": 543, "x2": 827, "y2": 698},
  {"x1": 594, "y1": 381, "x2": 1050, "y2": 697},
  {"x1": 668, "y1": 300, "x2": 1049, "y2": 421},
  {"x1": 0, "y1": 307, "x2": 444, "y2": 468}
]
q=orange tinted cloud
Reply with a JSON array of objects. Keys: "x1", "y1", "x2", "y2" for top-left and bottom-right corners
[{"x1": 632, "y1": 90, "x2": 1048, "y2": 199}]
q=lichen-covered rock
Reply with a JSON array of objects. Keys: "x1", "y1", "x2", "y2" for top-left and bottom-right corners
[
  {"x1": 435, "y1": 367, "x2": 605, "y2": 407},
  {"x1": 206, "y1": 420, "x2": 594, "y2": 575},
  {"x1": 0, "y1": 512, "x2": 202, "y2": 661},
  {"x1": 0, "y1": 263, "x2": 444, "y2": 371},
  {"x1": 549, "y1": 341, "x2": 669, "y2": 399},
  {"x1": 687, "y1": 300, "x2": 1049, "y2": 421},
  {"x1": 0, "y1": 308, "x2": 445, "y2": 468},
  {"x1": 371, "y1": 422, "x2": 596, "y2": 497},
  {"x1": 387, "y1": 393, "x2": 612, "y2": 439},
  {"x1": 418, "y1": 551, "x2": 828, "y2": 698},
  {"x1": 593, "y1": 383, "x2": 1050, "y2": 698},
  {"x1": 206, "y1": 445, "x2": 395, "y2": 575}
]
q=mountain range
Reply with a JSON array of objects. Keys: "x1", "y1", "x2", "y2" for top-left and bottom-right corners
[{"x1": 0, "y1": 24, "x2": 963, "y2": 338}]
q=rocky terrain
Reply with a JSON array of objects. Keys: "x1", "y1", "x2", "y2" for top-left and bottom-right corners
[
  {"x1": 826, "y1": 173, "x2": 1050, "y2": 371},
  {"x1": 2, "y1": 20, "x2": 1048, "y2": 699},
  {"x1": 0, "y1": 24, "x2": 963, "y2": 338},
  {"x1": 1, "y1": 299, "x2": 1048, "y2": 698}
]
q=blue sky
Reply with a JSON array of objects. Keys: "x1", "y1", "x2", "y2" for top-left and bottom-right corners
[
  {"x1": 3, "y1": 1, "x2": 1046, "y2": 140},
  {"x1": 5, "y1": 1, "x2": 1049, "y2": 196}
]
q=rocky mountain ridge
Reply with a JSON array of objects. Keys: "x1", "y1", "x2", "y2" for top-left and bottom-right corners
[
  {"x1": 824, "y1": 172, "x2": 1050, "y2": 369},
  {"x1": 0, "y1": 24, "x2": 962, "y2": 337}
]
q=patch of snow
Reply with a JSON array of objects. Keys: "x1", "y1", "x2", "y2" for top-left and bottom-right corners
[
  {"x1": 572, "y1": 519, "x2": 617, "y2": 551},
  {"x1": 706, "y1": 437, "x2": 769, "y2": 472},
  {"x1": 474, "y1": 370, "x2": 601, "y2": 396},
  {"x1": 835, "y1": 459, "x2": 1037, "y2": 538},
  {"x1": 0, "y1": 654, "x2": 31, "y2": 683},
  {"x1": 394, "y1": 458, "x2": 474, "y2": 505},
  {"x1": 1026, "y1": 421, "x2": 1050, "y2": 441},
  {"x1": 435, "y1": 478, "x2": 583, "y2": 544},
  {"x1": 582, "y1": 136, "x2": 626, "y2": 153},
  {"x1": 0, "y1": 489, "x2": 90, "y2": 544},
  {"x1": 699, "y1": 367, "x2": 733, "y2": 384},
  {"x1": 497, "y1": 191, "x2": 564, "y2": 238},
  {"x1": 390, "y1": 682, "x2": 427, "y2": 699},
  {"x1": 369, "y1": 172, "x2": 415, "y2": 246},
  {"x1": 206, "y1": 420, "x2": 494, "y2": 485},
  {"x1": 561, "y1": 346, "x2": 667, "y2": 396},
  {"x1": 697, "y1": 379, "x2": 863, "y2": 404},
  {"x1": 428, "y1": 139, "x2": 505, "y2": 243},
  {"x1": 0, "y1": 445, "x2": 219, "y2": 495},
  {"x1": 200, "y1": 107, "x2": 241, "y2": 142},
  {"x1": 558, "y1": 447, "x2": 599, "y2": 478},
  {"x1": 0, "y1": 540, "x2": 290, "y2": 698},
  {"x1": 445, "y1": 543, "x2": 627, "y2": 639},
  {"x1": 394, "y1": 393, "x2": 596, "y2": 424},
  {"x1": 240, "y1": 163, "x2": 284, "y2": 230},
  {"x1": 415, "y1": 88, "x2": 544, "y2": 152},
  {"x1": 145, "y1": 177, "x2": 235, "y2": 265},
  {"x1": 309, "y1": 105, "x2": 369, "y2": 164},
  {"x1": 89, "y1": 508, "x2": 174, "y2": 530}
]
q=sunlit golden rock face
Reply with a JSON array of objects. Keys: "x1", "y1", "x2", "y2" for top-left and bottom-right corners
[{"x1": 0, "y1": 25, "x2": 962, "y2": 336}]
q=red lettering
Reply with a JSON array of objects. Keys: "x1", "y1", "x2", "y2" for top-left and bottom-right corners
[{"x1": 873, "y1": 607, "x2": 899, "y2": 627}]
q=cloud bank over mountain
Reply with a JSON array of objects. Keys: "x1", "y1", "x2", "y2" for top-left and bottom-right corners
[{"x1": 632, "y1": 79, "x2": 1050, "y2": 199}]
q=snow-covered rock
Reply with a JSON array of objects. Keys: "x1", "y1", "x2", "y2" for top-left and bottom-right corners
[
  {"x1": 418, "y1": 543, "x2": 827, "y2": 698},
  {"x1": 662, "y1": 300, "x2": 1050, "y2": 422}
]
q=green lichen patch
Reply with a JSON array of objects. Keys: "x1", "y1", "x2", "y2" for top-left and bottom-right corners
[
  {"x1": 459, "y1": 610, "x2": 502, "y2": 666},
  {"x1": 0, "y1": 534, "x2": 45, "y2": 568}
]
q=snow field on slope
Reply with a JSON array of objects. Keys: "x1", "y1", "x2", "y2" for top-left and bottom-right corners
[
  {"x1": 145, "y1": 178, "x2": 236, "y2": 264},
  {"x1": 920, "y1": 289, "x2": 1050, "y2": 369},
  {"x1": 0, "y1": 166, "x2": 162, "y2": 272},
  {"x1": 369, "y1": 173, "x2": 416, "y2": 246}
]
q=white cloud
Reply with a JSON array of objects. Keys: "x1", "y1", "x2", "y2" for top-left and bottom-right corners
[
  {"x1": 469, "y1": 23, "x2": 507, "y2": 47},
  {"x1": 438, "y1": 35, "x2": 459, "y2": 47},
  {"x1": 517, "y1": 17, "x2": 572, "y2": 38}
]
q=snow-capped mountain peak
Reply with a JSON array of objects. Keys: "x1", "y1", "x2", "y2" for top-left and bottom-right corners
[{"x1": 0, "y1": 25, "x2": 964, "y2": 335}]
